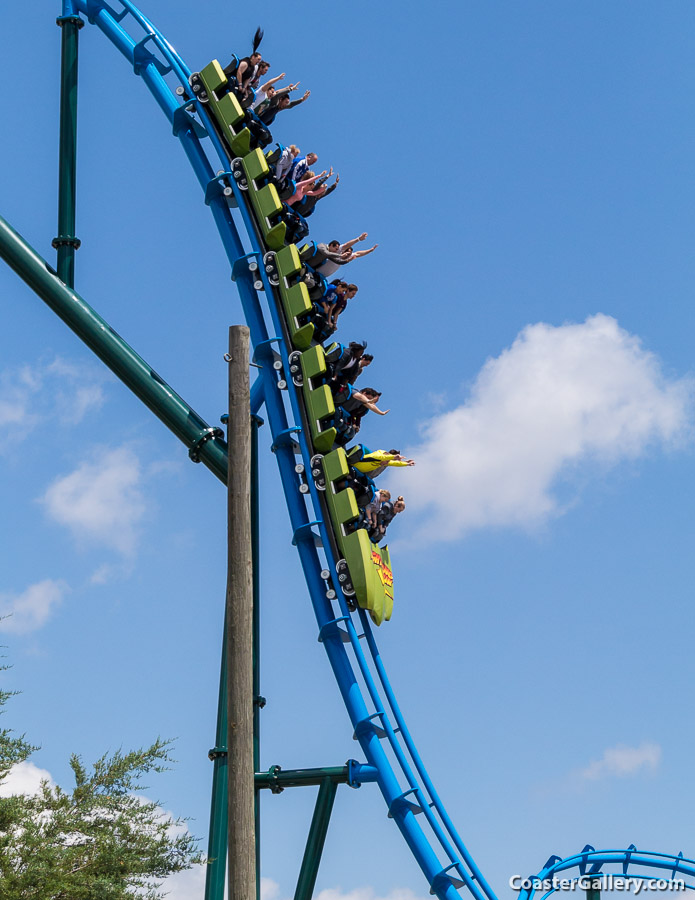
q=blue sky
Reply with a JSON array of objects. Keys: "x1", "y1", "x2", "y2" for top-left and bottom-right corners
[{"x1": 3, "y1": 2, "x2": 695, "y2": 899}]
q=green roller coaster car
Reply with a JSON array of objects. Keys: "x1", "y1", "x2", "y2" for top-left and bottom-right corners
[
  {"x1": 193, "y1": 60, "x2": 253, "y2": 158},
  {"x1": 238, "y1": 149, "x2": 287, "y2": 250},
  {"x1": 273, "y1": 244, "x2": 315, "y2": 349},
  {"x1": 300, "y1": 345, "x2": 338, "y2": 453},
  {"x1": 322, "y1": 447, "x2": 393, "y2": 626}
]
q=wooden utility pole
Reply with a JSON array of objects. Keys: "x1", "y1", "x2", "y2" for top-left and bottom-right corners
[{"x1": 226, "y1": 325, "x2": 256, "y2": 900}]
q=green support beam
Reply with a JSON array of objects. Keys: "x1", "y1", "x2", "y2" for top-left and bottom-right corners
[
  {"x1": 204, "y1": 635, "x2": 229, "y2": 900},
  {"x1": 252, "y1": 415, "x2": 263, "y2": 900},
  {"x1": 54, "y1": 12, "x2": 83, "y2": 288},
  {"x1": 294, "y1": 778, "x2": 339, "y2": 900},
  {"x1": 0, "y1": 214, "x2": 228, "y2": 482},
  {"x1": 585, "y1": 878, "x2": 601, "y2": 900}
]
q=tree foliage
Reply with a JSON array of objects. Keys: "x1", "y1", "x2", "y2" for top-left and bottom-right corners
[{"x1": 0, "y1": 681, "x2": 202, "y2": 899}]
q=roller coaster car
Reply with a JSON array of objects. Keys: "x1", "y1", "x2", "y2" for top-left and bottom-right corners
[
  {"x1": 233, "y1": 147, "x2": 309, "y2": 248},
  {"x1": 299, "y1": 345, "x2": 338, "y2": 453},
  {"x1": 233, "y1": 149, "x2": 287, "y2": 250},
  {"x1": 266, "y1": 245, "x2": 315, "y2": 350},
  {"x1": 190, "y1": 60, "x2": 255, "y2": 158},
  {"x1": 296, "y1": 346, "x2": 355, "y2": 449},
  {"x1": 319, "y1": 448, "x2": 393, "y2": 625}
]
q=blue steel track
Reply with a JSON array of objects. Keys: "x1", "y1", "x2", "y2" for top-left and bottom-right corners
[{"x1": 64, "y1": 2, "x2": 688, "y2": 898}]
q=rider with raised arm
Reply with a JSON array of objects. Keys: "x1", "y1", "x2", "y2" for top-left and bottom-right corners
[
  {"x1": 338, "y1": 386, "x2": 389, "y2": 419},
  {"x1": 285, "y1": 170, "x2": 331, "y2": 207},
  {"x1": 257, "y1": 88, "x2": 311, "y2": 126},
  {"x1": 353, "y1": 448, "x2": 416, "y2": 478},
  {"x1": 251, "y1": 71, "x2": 293, "y2": 109},
  {"x1": 253, "y1": 79, "x2": 301, "y2": 115},
  {"x1": 295, "y1": 174, "x2": 339, "y2": 218},
  {"x1": 316, "y1": 234, "x2": 378, "y2": 277}
]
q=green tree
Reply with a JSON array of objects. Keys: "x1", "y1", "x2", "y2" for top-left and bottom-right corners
[{"x1": 0, "y1": 681, "x2": 202, "y2": 899}]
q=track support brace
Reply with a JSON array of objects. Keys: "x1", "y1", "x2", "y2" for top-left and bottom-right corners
[{"x1": 254, "y1": 763, "x2": 379, "y2": 900}]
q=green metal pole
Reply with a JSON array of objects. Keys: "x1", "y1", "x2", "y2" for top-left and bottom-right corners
[
  {"x1": 252, "y1": 414, "x2": 263, "y2": 900},
  {"x1": 294, "y1": 778, "x2": 339, "y2": 900},
  {"x1": 0, "y1": 214, "x2": 227, "y2": 481},
  {"x1": 204, "y1": 629, "x2": 228, "y2": 900},
  {"x1": 585, "y1": 878, "x2": 601, "y2": 900},
  {"x1": 54, "y1": 11, "x2": 83, "y2": 288}
]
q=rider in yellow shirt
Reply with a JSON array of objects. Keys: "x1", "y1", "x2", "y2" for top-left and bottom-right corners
[{"x1": 352, "y1": 448, "x2": 415, "y2": 478}]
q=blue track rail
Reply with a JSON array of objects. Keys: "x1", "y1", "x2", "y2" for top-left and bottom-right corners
[{"x1": 520, "y1": 848, "x2": 695, "y2": 900}]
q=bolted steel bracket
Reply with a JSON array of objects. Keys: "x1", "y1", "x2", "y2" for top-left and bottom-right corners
[{"x1": 189, "y1": 427, "x2": 225, "y2": 463}]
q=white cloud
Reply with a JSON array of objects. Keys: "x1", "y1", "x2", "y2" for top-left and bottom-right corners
[
  {"x1": 0, "y1": 357, "x2": 105, "y2": 442},
  {"x1": 578, "y1": 742, "x2": 661, "y2": 781},
  {"x1": 0, "y1": 579, "x2": 68, "y2": 634},
  {"x1": 162, "y1": 872, "x2": 284, "y2": 900},
  {"x1": 126, "y1": 868, "x2": 428, "y2": 900},
  {"x1": 401, "y1": 315, "x2": 693, "y2": 541},
  {"x1": 162, "y1": 864, "x2": 208, "y2": 900},
  {"x1": 262, "y1": 879, "x2": 281, "y2": 900},
  {"x1": 0, "y1": 364, "x2": 41, "y2": 429},
  {"x1": 39, "y1": 445, "x2": 147, "y2": 556},
  {"x1": 260, "y1": 880, "x2": 426, "y2": 900},
  {"x1": 315, "y1": 888, "x2": 428, "y2": 900},
  {"x1": 89, "y1": 563, "x2": 116, "y2": 585},
  {"x1": 0, "y1": 760, "x2": 55, "y2": 797},
  {"x1": 45, "y1": 358, "x2": 106, "y2": 424}
]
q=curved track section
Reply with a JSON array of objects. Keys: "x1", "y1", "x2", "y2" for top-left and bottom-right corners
[
  {"x1": 520, "y1": 847, "x2": 695, "y2": 900},
  {"x1": 68, "y1": 2, "x2": 497, "y2": 898}
]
